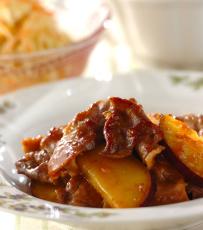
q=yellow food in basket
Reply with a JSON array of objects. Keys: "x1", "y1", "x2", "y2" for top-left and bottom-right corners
[{"x1": 0, "y1": 0, "x2": 72, "y2": 53}]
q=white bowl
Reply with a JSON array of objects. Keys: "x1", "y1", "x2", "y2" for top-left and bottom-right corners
[
  {"x1": 0, "y1": 70, "x2": 203, "y2": 230},
  {"x1": 113, "y1": 0, "x2": 203, "y2": 69}
]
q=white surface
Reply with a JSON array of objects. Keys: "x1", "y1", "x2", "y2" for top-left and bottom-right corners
[{"x1": 112, "y1": 0, "x2": 203, "y2": 69}]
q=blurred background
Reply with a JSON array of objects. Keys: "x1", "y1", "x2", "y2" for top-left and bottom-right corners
[
  {"x1": 1, "y1": 0, "x2": 203, "y2": 94},
  {"x1": 0, "y1": 0, "x2": 203, "y2": 229}
]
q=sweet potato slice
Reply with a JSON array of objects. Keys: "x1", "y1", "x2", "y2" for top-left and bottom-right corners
[
  {"x1": 160, "y1": 115, "x2": 203, "y2": 186},
  {"x1": 78, "y1": 146, "x2": 152, "y2": 208}
]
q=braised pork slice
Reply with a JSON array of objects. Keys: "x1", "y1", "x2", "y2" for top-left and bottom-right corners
[
  {"x1": 16, "y1": 127, "x2": 63, "y2": 183},
  {"x1": 16, "y1": 150, "x2": 51, "y2": 183},
  {"x1": 48, "y1": 100, "x2": 108, "y2": 179},
  {"x1": 66, "y1": 176, "x2": 103, "y2": 207},
  {"x1": 186, "y1": 184, "x2": 203, "y2": 199},
  {"x1": 48, "y1": 97, "x2": 163, "y2": 180},
  {"x1": 102, "y1": 97, "x2": 163, "y2": 165},
  {"x1": 150, "y1": 156, "x2": 188, "y2": 205}
]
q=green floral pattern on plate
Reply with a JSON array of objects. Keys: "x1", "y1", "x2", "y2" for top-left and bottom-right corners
[
  {"x1": 0, "y1": 100, "x2": 15, "y2": 114},
  {"x1": 0, "y1": 184, "x2": 114, "y2": 219},
  {"x1": 171, "y1": 75, "x2": 203, "y2": 90}
]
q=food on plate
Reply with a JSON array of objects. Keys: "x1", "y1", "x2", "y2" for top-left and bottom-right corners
[
  {"x1": 78, "y1": 146, "x2": 152, "y2": 208},
  {"x1": 0, "y1": 0, "x2": 71, "y2": 53},
  {"x1": 150, "y1": 156, "x2": 188, "y2": 205},
  {"x1": 161, "y1": 115, "x2": 203, "y2": 187},
  {"x1": 15, "y1": 97, "x2": 203, "y2": 208}
]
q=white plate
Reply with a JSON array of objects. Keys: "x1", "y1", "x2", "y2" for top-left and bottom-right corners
[{"x1": 0, "y1": 70, "x2": 203, "y2": 230}]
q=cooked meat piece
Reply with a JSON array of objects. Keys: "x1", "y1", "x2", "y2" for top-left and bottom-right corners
[
  {"x1": 22, "y1": 135, "x2": 42, "y2": 153},
  {"x1": 30, "y1": 174, "x2": 103, "y2": 207},
  {"x1": 40, "y1": 127, "x2": 63, "y2": 155},
  {"x1": 102, "y1": 98, "x2": 163, "y2": 167},
  {"x1": 16, "y1": 127, "x2": 63, "y2": 183},
  {"x1": 55, "y1": 187, "x2": 68, "y2": 203},
  {"x1": 48, "y1": 100, "x2": 108, "y2": 179},
  {"x1": 66, "y1": 175, "x2": 83, "y2": 194},
  {"x1": 177, "y1": 114, "x2": 203, "y2": 136},
  {"x1": 16, "y1": 150, "x2": 51, "y2": 183},
  {"x1": 67, "y1": 176, "x2": 103, "y2": 207},
  {"x1": 186, "y1": 184, "x2": 203, "y2": 199},
  {"x1": 102, "y1": 110, "x2": 132, "y2": 157},
  {"x1": 48, "y1": 97, "x2": 163, "y2": 180},
  {"x1": 150, "y1": 156, "x2": 188, "y2": 205}
]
